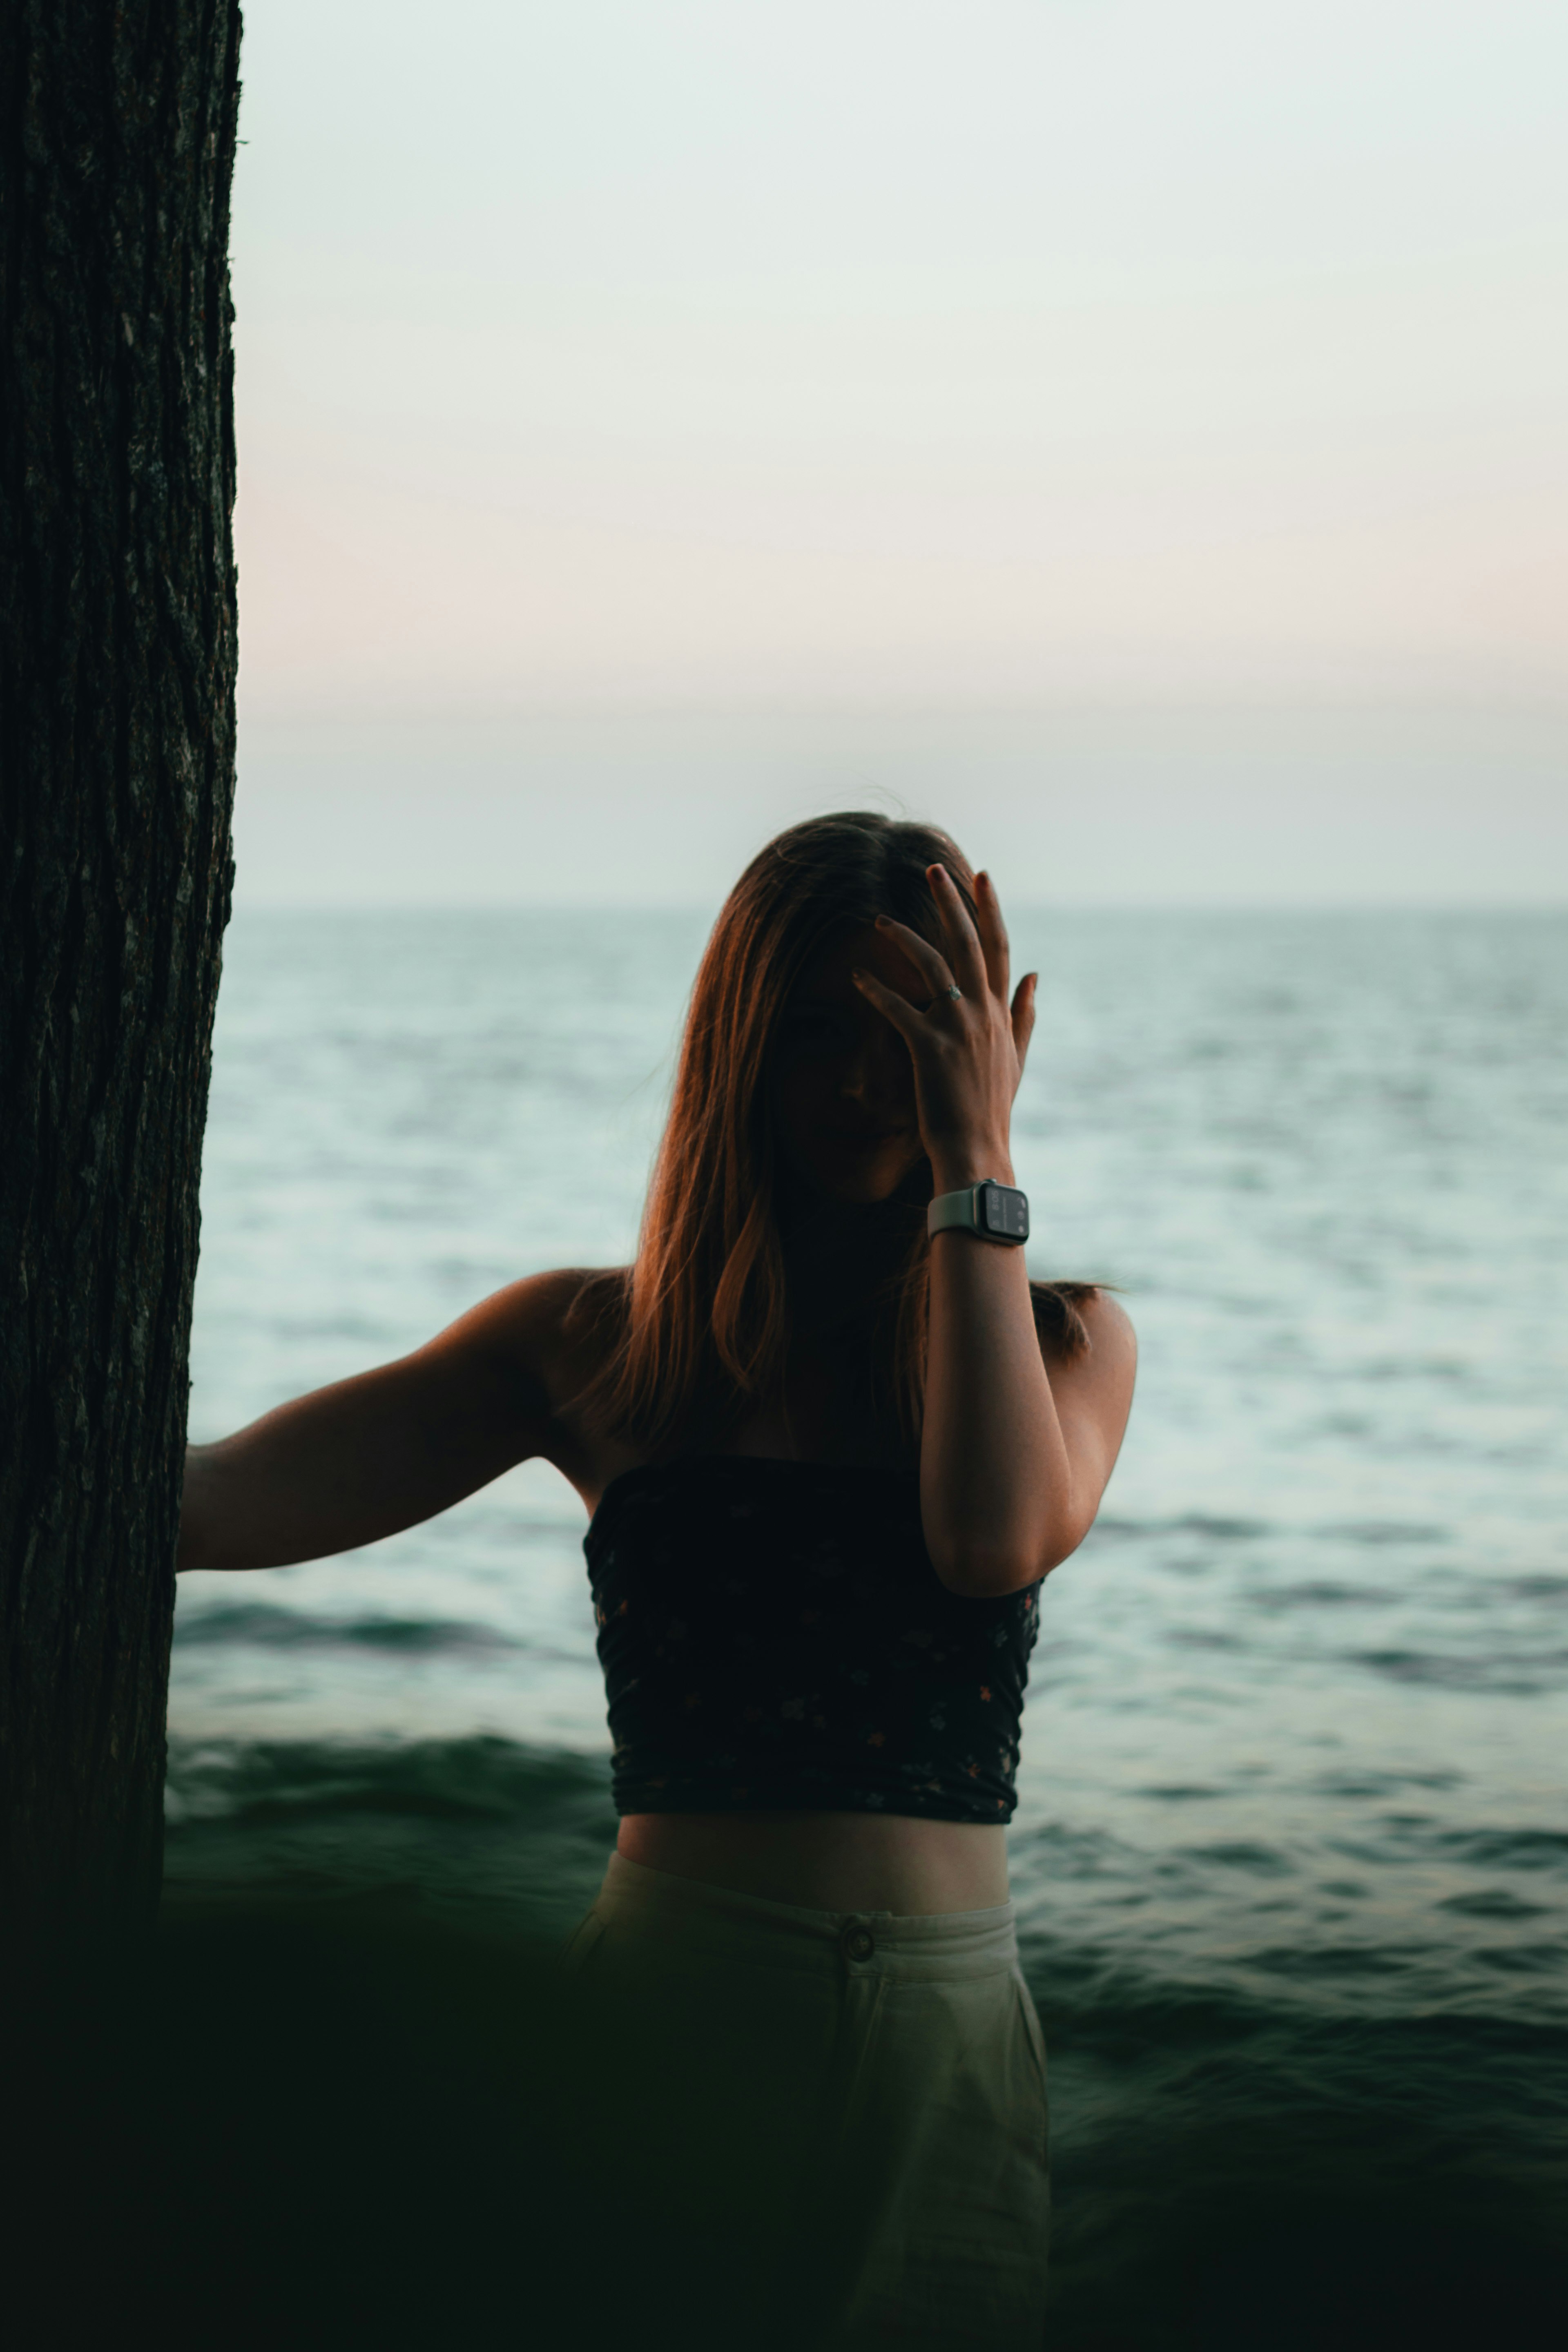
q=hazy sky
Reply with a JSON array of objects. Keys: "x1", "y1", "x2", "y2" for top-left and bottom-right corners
[{"x1": 231, "y1": 0, "x2": 1568, "y2": 900}]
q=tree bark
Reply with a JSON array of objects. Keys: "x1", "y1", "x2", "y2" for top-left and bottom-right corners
[{"x1": 0, "y1": 0, "x2": 242, "y2": 1928}]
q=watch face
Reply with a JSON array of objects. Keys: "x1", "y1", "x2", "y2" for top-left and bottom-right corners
[{"x1": 982, "y1": 1183, "x2": 1029, "y2": 1241}]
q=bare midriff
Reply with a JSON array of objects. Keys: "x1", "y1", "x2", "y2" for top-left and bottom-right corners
[{"x1": 616, "y1": 1810, "x2": 1010, "y2": 1915}]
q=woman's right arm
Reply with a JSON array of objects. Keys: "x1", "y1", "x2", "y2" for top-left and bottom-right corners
[{"x1": 177, "y1": 1269, "x2": 585, "y2": 1572}]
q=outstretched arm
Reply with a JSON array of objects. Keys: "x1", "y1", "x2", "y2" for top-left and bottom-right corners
[
  {"x1": 854, "y1": 867, "x2": 1135, "y2": 1596},
  {"x1": 177, "y1": 1270, "x2": 579, "y2": 1572}
]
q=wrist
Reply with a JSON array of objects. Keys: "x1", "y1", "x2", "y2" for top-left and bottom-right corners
[{"x1": 929, "y1": 1147, "x2": 1015, "y2": 1194}]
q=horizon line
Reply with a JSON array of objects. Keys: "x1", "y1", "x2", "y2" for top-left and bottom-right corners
[{"x1": 226, "y1": 896, "x2": 1568, "y2": 917}]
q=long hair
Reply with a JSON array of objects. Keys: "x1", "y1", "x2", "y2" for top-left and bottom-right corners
[{"x1": 575, "y1": 812, "x2": 1095, "y2": 1455}]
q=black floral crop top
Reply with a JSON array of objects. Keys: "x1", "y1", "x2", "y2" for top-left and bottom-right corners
[{"x1": 584, "y1": 1455, "x2": 1041, "y2": 1824}]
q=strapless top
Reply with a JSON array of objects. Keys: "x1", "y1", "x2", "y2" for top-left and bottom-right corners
[{"x1": 583, "y1": 1455, "x2": 1041, "y2": 1823}]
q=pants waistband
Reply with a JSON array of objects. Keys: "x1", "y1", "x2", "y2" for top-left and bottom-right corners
[{"x1": 592, "y1": 1851, "x2": 1019, "y2": 1980}]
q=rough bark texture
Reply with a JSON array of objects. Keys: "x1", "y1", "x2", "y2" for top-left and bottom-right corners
[{"x1": 0, "y1": 0, "x2": 241, "y2": 1927}]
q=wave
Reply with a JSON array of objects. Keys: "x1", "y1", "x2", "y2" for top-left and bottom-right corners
[
  {"x1": 167, "y1": 1730, "x2": 610, "y2": 1818},
  {"x1": 1092, "y1": 1512, "x2": 1274, "y2": 1540},
  {"x1": 1439, "y1": 1827, "x2": 1568, "y2": 1871},
  {"x1": 174, "y1": 1602, "x2": 526, "y2": 1656},
  {"x1": 164, "y1": 1735, "x2": 619, "y2": 1942},
  {"x1": 1246, "y1": 1579, "x2": 1391, "y2": 1609},
  {"x1": 1354, "y1": 1645, "x2": 1568, "y2": 1693}
]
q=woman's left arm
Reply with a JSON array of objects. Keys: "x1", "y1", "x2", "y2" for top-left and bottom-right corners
[{"x1": 853, "y1": 866, "x2": 1136, "y2": 1596}]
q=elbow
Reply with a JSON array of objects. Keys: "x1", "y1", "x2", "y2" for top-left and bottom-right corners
[
  {"x1": 932, "y1": 1550, "x2": 1047, "y2": 1598},
  {"x1": 930, "y1": 1531, "x2": 1077, "y2": 1599}
]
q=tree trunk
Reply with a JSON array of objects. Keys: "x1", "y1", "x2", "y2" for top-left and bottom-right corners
[{"x1": 0, "y1": 0, "x2": 242, "y2": 1929}]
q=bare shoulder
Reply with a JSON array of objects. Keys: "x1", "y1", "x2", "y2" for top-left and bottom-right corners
[
  {"x1": 1033, "y1": 1281, "x2": 1134, "y2": 1364},
  {"x1": 451, "y1": 1265, "x2": 626, "y2": 1399},
  {"x1": 1038, "y1": 1285, "x2": 1137, "y2": 1420},
  {"x1": 1077, "y1": 1288, "x2": 1137, "y2": 1368}
]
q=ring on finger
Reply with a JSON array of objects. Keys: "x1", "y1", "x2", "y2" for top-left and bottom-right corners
[{"x1": 944, "y1": 983, "x2": 963, "y2": 1001}]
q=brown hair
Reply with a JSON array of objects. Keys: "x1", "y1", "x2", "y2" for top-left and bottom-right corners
[{"x1": 575, "y1": 812, "x2": 1095, "y2": 1455}]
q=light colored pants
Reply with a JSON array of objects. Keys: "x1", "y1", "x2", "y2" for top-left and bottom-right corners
[{"x1": 562, "y1": 1852, "x2": 1051, "y2": 2348}]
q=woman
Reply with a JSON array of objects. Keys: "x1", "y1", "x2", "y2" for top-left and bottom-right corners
[{"x1": 179, "y1": 813, "x2": 1135, "y2": 2345}]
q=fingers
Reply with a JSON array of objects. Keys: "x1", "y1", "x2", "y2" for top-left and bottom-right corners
[
  {"x1": 1010, "y1": 972, "x2": 1038, "y2": 1077},
  {"x1": 924, "y1": 866, "x2": 989, "y2": 997},
  {"x1": 973, "y1": 871, "x2": 1011, "y2": 1003},
  {"x1": 851, "y1": 964, "x2": 922, "y2": 1040},
  {"x1": 871, "y1": 916, "x2": 956, "y2": 1002}
]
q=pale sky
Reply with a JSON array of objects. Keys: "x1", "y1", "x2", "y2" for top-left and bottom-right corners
[{"x1": 231, "y1": 0, "x2": 1568, "y2": 902}]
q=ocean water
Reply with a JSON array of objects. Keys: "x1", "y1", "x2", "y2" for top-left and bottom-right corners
[{"x1": 170, "y1": 906, "x2": 1568, "y2": 2343}]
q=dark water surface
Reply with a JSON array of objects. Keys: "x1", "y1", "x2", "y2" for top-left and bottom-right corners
[{"x1": 168, "y1": 909, "x2": 1568, "y2": 2343}]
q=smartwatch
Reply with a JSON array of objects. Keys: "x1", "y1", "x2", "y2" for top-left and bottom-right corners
[{"x1": 927, "y1": 1179, "x2": 1030, "y2": 1246}]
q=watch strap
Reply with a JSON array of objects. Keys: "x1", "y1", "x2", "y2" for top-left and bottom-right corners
[
  {"x1": 927, "y1": 1179, "x2": 1029, "y2": 1245},
  {"x1": 928, "y1": 1183, "x2": 986, "y2": 1238}
]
